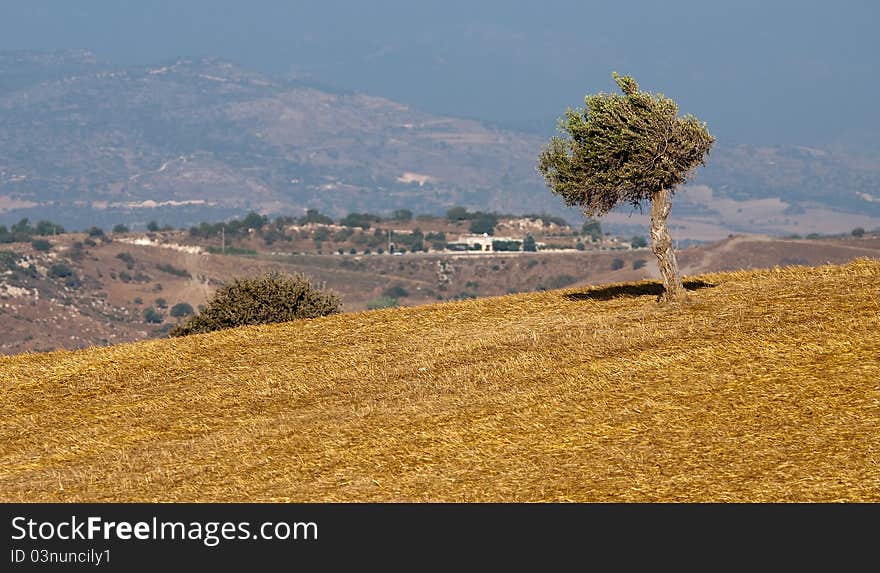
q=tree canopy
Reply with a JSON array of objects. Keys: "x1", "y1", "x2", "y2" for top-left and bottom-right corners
[{"x1": 537, "y1": 73, "x2": 714, "y2": 215}]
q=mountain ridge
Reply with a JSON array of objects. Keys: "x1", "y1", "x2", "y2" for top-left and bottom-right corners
[{"x1": 2, "y1": 50, "x2": 880, "y2": 237}]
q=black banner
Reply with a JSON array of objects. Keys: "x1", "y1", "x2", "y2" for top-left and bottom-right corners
[{"x1": 1, "y1": 504, "x2": 874, "y2": 570}]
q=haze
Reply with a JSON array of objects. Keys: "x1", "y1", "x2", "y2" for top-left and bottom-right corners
[{"x1": 2, "y1": 0, "x2": 877, "y2": 145}]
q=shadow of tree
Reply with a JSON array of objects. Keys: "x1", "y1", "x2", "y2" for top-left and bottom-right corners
[{"x1": 563, "y1": 280, "x2": 714, "y2": 301}]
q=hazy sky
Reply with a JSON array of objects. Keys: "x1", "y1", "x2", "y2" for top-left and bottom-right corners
[{"x1": 2, "y1": 0, "x2": 877, "y2": 145}]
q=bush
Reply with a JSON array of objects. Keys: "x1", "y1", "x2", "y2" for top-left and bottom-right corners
[
  {"x1": 391, "y1": 209, "x2": 412, "y2": 222},
  {"x1": 852, "y1": 227, "x2": 866, "y2": 237},
  {"x1": 366, "y1": 296, "x2": 399, "y2": 310},
  {"x1": 383, "y1": 284, "x2": 409, "y2": 298},
  {"x1": 542, "y1": 274, "x2": 577, "y2": 290},
  {"x1": 112, "y1": 224, "x2": 130, "y2": 233},
  {"x1": 156, "y1": 263, "x2": 191, "y2": 278},
  {"x1": 116, "y1": 252, "x2": 136, "y2": 268},
  {"x1": 170, "y1": 302, "x2": 194, "y2": 317},
  {"x1": 143, "y1": 307, "x2": 164, "y2": 323},
  {"x1": 469, "y1": 213, "x2": 498, "y2": 235},
  {"x1": 31, "y1": 239, "x2": 52, "y2": 252},
  {"x1": 631, "y1": 235, "x2": 648, "y2": 248},
  {"x1": 146, "y1": 221, "x2": 160, "y2": 232},
  {"x1": 170, "y1": 272, "x2": 341, "y2": 337},
  {"x1": 49, "y1": 262, "x2": 73, "y2": 278},
  {"x1": 155, "y1": 297, "x2": 168, "y2": 309},
  {"x1": 582, "y1": 218, "x2": 602, "y2": 241},
  {"x1": 611, "y1": 258, "x2": 625, "y2": 270},
  {"x1": 633, "y1": 258, "x2": 647, "y2": 270}
]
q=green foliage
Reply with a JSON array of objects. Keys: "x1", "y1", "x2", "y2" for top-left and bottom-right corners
[
  {"x1": 34, "y1": 220, "x2": 65, "y2": 235},
  {"x1": 189, "y1": 211, "x2": 267, "y2": 240},
  {"x1": 631, "y1": 235, "x2": 648, "y2": 248},
  {"x1": 446, "y1": 206, "x2": 470, "y2": 221},
  {"x1": 611, "y1": 258, "x2": 625, "y2": 270},
  {"x1": 155, "y1": 297, "x2": 168, "y2": 309},
  {"x1": 366, "y1": 296, "x2": 399, "y2": 310},
  {"x1": 340, "y1": 212, "x2": 381, "y2": 229},
  {"x1": 146, "y1": 221, "x2": 160, "y2": 232},
  {"x1": 31, "y1": 239, "x2": 52, "y2": 252},
  {"x1": 332, "y1": 227, "x2": 354, "y2": 242},
  {"x1": 492, "y1": 239, "x2": 522, "y2": 252},
  {"x1": 143, "y1": 307, "x2": 164, "y2": 324},
  {"x1": 425, "y1": 231, "x2": 447, "y2": 251},
  {"x1": 86, "y1": 226, "x2": 105, "y2": 237},
  {"x1": 312, "y1": 227, "x2": 331, "y2": 242},
  {"x1": 538, "y1": 274, "x2": 577, "y2": 290},
  {"x1": 383, "y1": 284, "x2": 409, "y2": 298},
  {"x1": 582, "y1": 218, "x2": 602, "y2": 240},
  {"x1": 206, "y1": 246, "x2": 257, "y2": 256},
  {"x1": 851, "y1": 227, "x2": 866, "y2": 237},
  {"x1": 0, "y1": 218, "x2": 65, "y2": 243},
  {"x1": 633, "y1": 258, "x2": 647, "y2": 270},
  {"x1": 170, "y1": 302, "x2": 194, "y2": 317},
  {"x1": 469, "y1": 213, "x2": 498, "y2": 235},
  {"x1": 538, "y1": 73, "x2": 714, "y2": 215},
  {"x1": 298, "y1": 209, "x2": 334, "y2": 225},
  {"x1": 522, "y1": 234, "x2": 537, "y2": 252},
  {"x1": 391, "y1": 209, "x2": 413, "y2": 222},
  {"x1": 49, "y1": 262, "x2": 74, "y2": 278},
  {"x1": 156, "y1": 263, "x2": 191, "y2": 278},
  {"x1": 116, "y1": 252, "x2": 136, "y2": 268},
  {"x1": 112, "y1": 224, "x2": 130, "y2": 233},
  {"x1": 576, "y1": 241, "x2": 585, "y2": 251},
  {"x1": 170, "y1": 272, "x2": 341, "y2": 337}
]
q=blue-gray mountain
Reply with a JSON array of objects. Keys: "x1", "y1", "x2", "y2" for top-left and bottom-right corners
[{"x1": 1, "y1": 51, "x2": 879, "y2": 238}]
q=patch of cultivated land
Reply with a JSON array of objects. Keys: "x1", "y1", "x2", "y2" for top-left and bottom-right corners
[{"x1": 1, "y1": 259, "x2": 878, "y2": 501}]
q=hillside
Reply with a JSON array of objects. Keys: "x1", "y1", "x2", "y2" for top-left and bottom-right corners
[
  {"x1": 3, "y1": 225, "x2": 880, "y2": 355},
  {"x1": 2, "y1": 50, "x2": 880, "y2": 237},
  {"x1": 1, "y1": 259, "x2": 878, "y2": 502}
]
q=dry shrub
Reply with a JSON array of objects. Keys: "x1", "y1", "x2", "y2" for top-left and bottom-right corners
[{"x1": 170, "y1": 272, "x2": 341, "y2": 336}]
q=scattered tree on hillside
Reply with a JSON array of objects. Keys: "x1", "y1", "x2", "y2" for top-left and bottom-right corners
[
  {"x1": 170, "y1": 272, "x2": 341, "y2": 337},
  {"x1": 146, "y1": 221, "x2": 160, "y2": 232},
  {"x1": 170, "y1": 302, "x2": 195, "y2": 318},
  {"x1": 143, "y1": 307, "x2": 164, "y2": 324},
  {"x1": 538, "y1": 73, "x2": 714, "y2": 301},
  {"x1": 469, "y1": 213, "x2": 498, "y2": 235},
  {"x1": 581, "y1": 218, "x2": 602, "y2": 241},
  {"x1": 391, "y1": 209, "x2": 413, "y2": 222},
  {"x1": 298, "y1": 209, "x2": 334, "y2": 226},
  {"x1": 446, "y1": 206, "x2": 470, "y2": 222},
  {"x1": 851, "y1": 227, "x2": 865, "y2": 237},
  {"x1": 31, "y1": 239, "x2": 52, "y2": 252},
  {"x1": 522, "y1": 234, "x2": 537, "y2": 252}
]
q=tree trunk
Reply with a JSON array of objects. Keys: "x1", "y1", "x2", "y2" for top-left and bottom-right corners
[{"x1": 650, "y1": 188, "x2": 686, "y2": 302}]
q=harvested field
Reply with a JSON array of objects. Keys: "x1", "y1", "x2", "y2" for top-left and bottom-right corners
[{"x1": 1, "y1": 259, "x2": 878, "y2": 501}]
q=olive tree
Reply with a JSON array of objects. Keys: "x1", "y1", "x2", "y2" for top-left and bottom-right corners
[{"x1": 538, "y1": 73, "x2": 714, "y2": 301}]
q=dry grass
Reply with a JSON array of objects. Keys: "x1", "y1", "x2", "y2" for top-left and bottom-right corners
[{"x1": 1, "y1": 259, "x2": 878, "y2": 502}]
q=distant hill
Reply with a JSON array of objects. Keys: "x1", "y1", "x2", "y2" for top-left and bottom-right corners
[
  {"x1": 2, "y1": 258, "x2": 878, "y2": 501},
  {"x1": 2, "y1": 50, "x2": 880, "y2": 237},
  {"x1": 1, "y1": 217, "x2": 878, "y2": 355}
]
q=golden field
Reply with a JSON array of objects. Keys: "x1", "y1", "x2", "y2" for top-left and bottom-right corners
[{"x1": 1, "y1": 259, "x2": 878, "y2": 502}]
